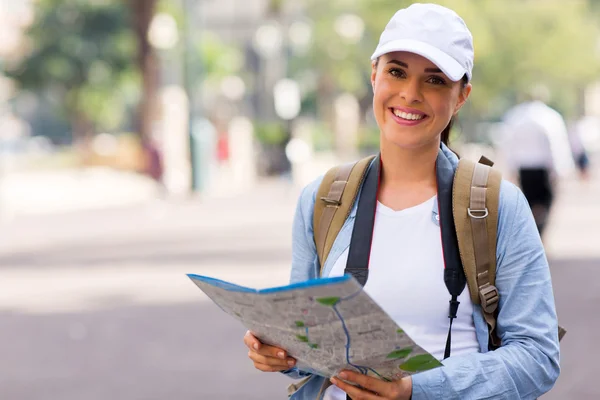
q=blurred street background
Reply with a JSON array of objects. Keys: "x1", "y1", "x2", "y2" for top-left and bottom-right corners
[{"x1": 0, "y1": 0, "x2": 599, "y2": 399}]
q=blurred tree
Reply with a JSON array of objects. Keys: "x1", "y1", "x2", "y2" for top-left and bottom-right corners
[
  {"x1": 6, "y1": 0, "x2": 138, "y2": 147},
  {"x1": 129, "y1": 0, "x2": 159, "y2": 147},
  {"x1": 128, "y1": 0, "x2": 162, "y2": 181}
]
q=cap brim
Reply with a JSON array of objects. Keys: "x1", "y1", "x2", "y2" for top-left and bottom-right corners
[{"x1": 371, "y1": 39, "x2": 466, "y2": 82}]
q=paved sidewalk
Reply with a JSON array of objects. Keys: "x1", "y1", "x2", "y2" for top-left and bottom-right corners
[{"x1": 0, "y1": 167, "x2": 160, "y2": 219}]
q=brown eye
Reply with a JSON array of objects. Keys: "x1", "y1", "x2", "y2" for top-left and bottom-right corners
[
  {"x1": 427, "y1": 76, "x2": 446, "y2": 85},
  {"x1": 388, "y1": 68, "x2": 405, "y2": 78}
]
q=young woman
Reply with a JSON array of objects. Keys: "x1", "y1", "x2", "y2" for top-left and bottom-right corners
[{"x1": 243, "y1": 4, "x2": 560, "y2": 399}]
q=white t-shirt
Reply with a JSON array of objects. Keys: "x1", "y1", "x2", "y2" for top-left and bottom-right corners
[{"x1": 323, "y1": 196, "x2": 479, "y2": 400}]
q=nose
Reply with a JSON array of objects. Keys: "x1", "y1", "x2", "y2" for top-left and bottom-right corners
[{"x1": 399, "y1": 77, "x2": 424, "y2": 104}]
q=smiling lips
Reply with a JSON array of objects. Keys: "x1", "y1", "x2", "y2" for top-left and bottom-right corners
[{"x1": 389, "y1": 107, "x2": 428, "y2": 126}]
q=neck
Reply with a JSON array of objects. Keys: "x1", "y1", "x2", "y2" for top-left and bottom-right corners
[{"x1": 379, "y1": 142, "x2": 439, "y2": 188}]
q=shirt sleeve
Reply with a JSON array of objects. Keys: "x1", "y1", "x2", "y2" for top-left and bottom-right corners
[
  {"x1": 290, "y1": 178, "x2": 321, "y2": 284},
  {"x1": 282, "y1": 178, "x2": 322, "y2": 380},
  {"x1": 411, "y1": 181, "x2": 561, "y2": 399}
]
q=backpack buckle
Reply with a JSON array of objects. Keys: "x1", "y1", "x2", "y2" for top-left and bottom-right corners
[
  {"x1": 479, "y1": 284, "x2": 499, "y2": 313},
  {"x1": 345, "y1": 267, "x2": 369, "y2": 286},
  {"x1": 320, "y1": 197, "x2": 341, "y2": 207},
  {"x1": 468, "y1": 208, "x2": 489, "y2": 219}
]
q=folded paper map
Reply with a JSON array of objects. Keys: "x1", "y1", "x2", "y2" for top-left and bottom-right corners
[{"x1": 188, "y1": 274, "x2": 442, "y2": 380}]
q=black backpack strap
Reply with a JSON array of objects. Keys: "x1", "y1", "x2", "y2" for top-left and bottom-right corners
[
  {"x1": 344, "y1": 154, "x2": 381, "y2": 286},
  {"x1": 436, "y1": 150, "x2": 467, "y2": 359}
]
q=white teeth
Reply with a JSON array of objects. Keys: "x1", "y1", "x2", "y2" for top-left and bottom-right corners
[{"x1": 393, "y1": 110, "x2": 424, "y2": 120}]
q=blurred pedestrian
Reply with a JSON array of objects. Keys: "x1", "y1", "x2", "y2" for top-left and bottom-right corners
[
  {"x1": 568, "y1": 122, "x2": 592, "y2": 181},
  {"x1": 499, "y1": 90, "x2": 575, "y2": 237}
]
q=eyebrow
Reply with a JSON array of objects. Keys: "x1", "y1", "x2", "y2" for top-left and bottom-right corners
[{"x1": 386, "y1": 59, "x2": 443, "y2": 73}]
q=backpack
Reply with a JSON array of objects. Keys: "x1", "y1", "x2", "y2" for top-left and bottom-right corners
[{"x1": 313, "y1": 154, "x2": 566, "y2": 349}]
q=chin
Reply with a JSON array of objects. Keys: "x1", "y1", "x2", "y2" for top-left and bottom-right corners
[{"x1": 382, "y1": 131, "x2": 438, "y2": 151}]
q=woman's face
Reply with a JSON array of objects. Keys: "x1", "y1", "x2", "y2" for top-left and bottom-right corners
[{"x1": 371, "y1": 51, "x2": 471, "y2": 151}]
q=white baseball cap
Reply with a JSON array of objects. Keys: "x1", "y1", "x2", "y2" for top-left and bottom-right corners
[{"x1": 370, "y1": 3, "x2": 474, "y2": 82}]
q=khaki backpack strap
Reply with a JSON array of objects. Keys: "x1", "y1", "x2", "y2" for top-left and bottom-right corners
[
  {"x1": 287, "y1": 376, "x2": 312, "y2": 397},
  {"x1": 470, "y1": 162, "x2": 502, "y2": 348},
  {"x1": 454, "y1": 158, "x2": 502, "y2": 348},
  {"x1": 455, "y1": 157, "x2": 567, "y2": 346},
  {"x1": 313, "y1": 156, "x2": 375, "y2": 273}
]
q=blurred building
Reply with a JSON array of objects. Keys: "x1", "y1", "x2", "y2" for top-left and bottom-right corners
[{"x1": 171, "y1": 0, "x2": 309, "y2": 193}]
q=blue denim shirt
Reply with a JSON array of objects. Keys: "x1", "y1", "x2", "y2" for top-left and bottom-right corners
[{"x1": 283, "y1": 145, "x2": 560, "y2": 399}]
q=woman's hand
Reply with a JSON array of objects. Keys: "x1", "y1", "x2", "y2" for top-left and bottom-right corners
[
  {"x1": 330, "y1": 370, "x2": 412, "y2": 400},
  {"x1": 243, "y1": 330, "x2": 296, "y2": 372}
]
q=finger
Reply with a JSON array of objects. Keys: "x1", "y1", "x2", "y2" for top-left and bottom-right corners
[
  {"x1": 253, "y1": 361, "x2": 289, "y2": 372},
  {"x1": 337, "y1": 370, "x2": 392, "y2": 396},
  {"x1": 330, "y1": 377, "x2": 380, "y2": 400},
  {"x1": 253, "y1": 341, "x2": 289, "y2": 360},
  {"x1": 243, "y1": 331, "x2": 261, "y2": 351},
  {"x1": 248, "y1": 350, "x2": 296, "y2": 369},
  {"x1": 258, "y1": 345, "x2": 289, "y2": 360},
  {"x1": 244, "y1": 331, "x2": 290, "y2": 360}
]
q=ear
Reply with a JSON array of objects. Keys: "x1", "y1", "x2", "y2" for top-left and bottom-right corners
[
  {"x1": 453, "y1": 83, "x2": 472, "y2": 115},
  {"x1": 371, "y1": 61, "x2": 378, "y2": 91}
]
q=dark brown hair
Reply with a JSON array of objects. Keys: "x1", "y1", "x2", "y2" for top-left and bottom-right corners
[{"x1": 440, "y1": 75, "x2": 469, "y2": 146}]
